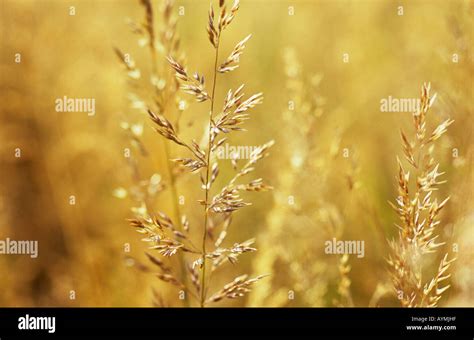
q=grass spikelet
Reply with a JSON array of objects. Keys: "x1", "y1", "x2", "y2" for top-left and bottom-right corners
[{"x1": 387, "y1": 83, "x2": 456, "y2": 307}]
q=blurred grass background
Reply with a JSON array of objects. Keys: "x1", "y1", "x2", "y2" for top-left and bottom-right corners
[{"x1": 0, "y1": 0, "x2": 472, "y2": 306}]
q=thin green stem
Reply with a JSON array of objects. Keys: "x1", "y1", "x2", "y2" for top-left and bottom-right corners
[
  {"x1": 200, "y1": 40, "x2": 220, "y2": 308},
  {"x1": 163, "y1": 140, "x2": 191, "y2": 307},
  {"x1": 148, "y1": 30, "x2": 190, "y2": 307}
]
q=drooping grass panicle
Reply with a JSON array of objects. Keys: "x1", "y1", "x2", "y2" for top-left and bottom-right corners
[
  {"x1": 115, "y1": 0, "x2": 196, "y2": 306},
  {"x1": 130, "y1": 0, "x2": 274, "y2": 307}
]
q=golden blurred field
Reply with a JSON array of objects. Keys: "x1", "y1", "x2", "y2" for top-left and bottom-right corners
[{"x1": 0, "y1": 0, "x2": 472, "y2": 307}]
